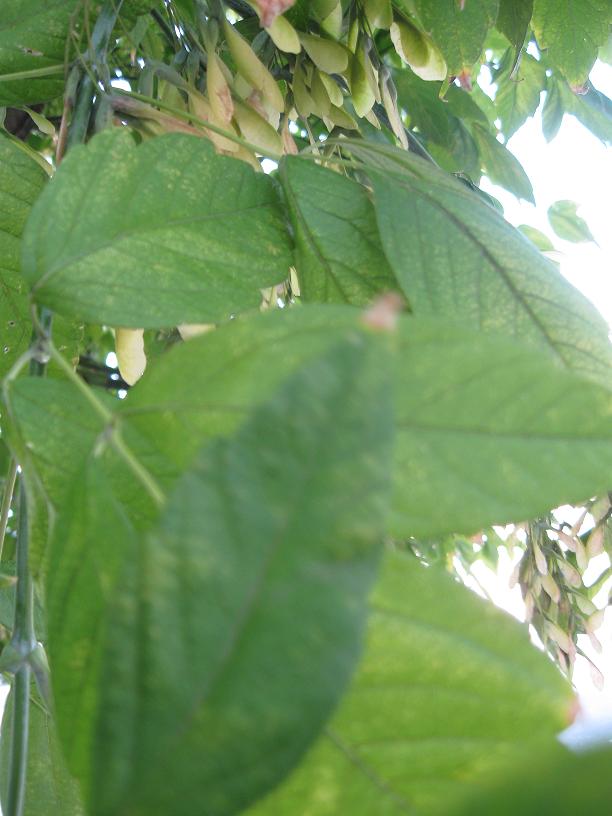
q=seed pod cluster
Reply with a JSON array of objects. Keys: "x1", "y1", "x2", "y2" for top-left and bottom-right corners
[{"x1": 515, "y1": 512, "x2": 611, "y2": 683}]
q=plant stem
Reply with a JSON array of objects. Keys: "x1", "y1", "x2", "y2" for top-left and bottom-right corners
[
  {"x1": 5, "y1": 665, "x2": 31, "y2": 816},
  {"x1": 0, "y1": 459, "x2": 18, "y2": 563},
  {"x1": 5, "y1": 483, "x2": 35, "y2": 816}
]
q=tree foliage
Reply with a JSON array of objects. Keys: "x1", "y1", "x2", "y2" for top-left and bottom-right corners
[{"x1": 0, "y1": 1, "x2": 612, "y2": 814}]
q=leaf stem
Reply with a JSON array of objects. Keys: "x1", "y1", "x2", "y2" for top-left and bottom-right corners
[
  {"x1": 46, "y1": 342, "x2": 165, "y2": 509},
  {"x1": 0, "y1": 459, "x2": 18, "y2": 563}
]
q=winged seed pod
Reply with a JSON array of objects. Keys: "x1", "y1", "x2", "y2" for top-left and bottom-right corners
[
  {"x1": 586, "y1": 525, "x2": 605, "y2": 558},
  {"x1": 177, "y1": 324, "x2": 215, "y2": 341},
  {"x1": 532, "y1": 540, "x2": 548, "y2": 575},
  {"x1": 325, "y1": 103, "x2": 358, "y2": 130},
  {"x1": 320, "y1": 3, "x2": 343, "y2": 39},
  {"x1": 310, "y1": 69, "x2": 332, "y2": 116},
  {"x1": 364, "y1": 0, "x2": 393, "y2": 29},
  {"x1": 233, "y1": 99, "x2": 283, "y2": 155},
  {"x1": 556, "y1": 557, "x2": 582, "y2": 588},
  {"x1": 350, "y1": 53, "x2": 376, "y2": 118},
  {"x1": 574, "y1": 594, "x2": 597, "y2": 616},
  {"x1": 545, "y1": 621, "x2": 572, "y2": 655},
  {"x1": 319, "y1": 70, "x2": 343, "y2": 106},
  {"x1": 265, "y1": 14, "x2": 301, "y2": 54},
  {"x1": 380, "y1": 66, "x2": 408, "y2": 147},
  {"x1": 223, "y1": 19, "x2": 284, "y2": 112},
  {"x1": 299, "y1": 33, "x2": 349, "y2": 74},
  {"x1": 115, "y1": 328, "x2": 146, "y2": 386},
  {"x1": 312, "y1": 0, "x2": 340, "y2": 21},
  {"x1": 292, "y1": 61, "x2": 315, "y2": 117},
  {"x1": 390, "y1": 20, "x2": 447, "y2": 81},
  {"x1": 541, "y1": 573, "x2": 561, "y2": 604},
  {"x1": 207, "y1": 51, "x2": 234, "y2": 124}
]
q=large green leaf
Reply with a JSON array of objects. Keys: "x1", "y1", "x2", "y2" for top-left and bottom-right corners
[
  {"x1": 47, "y1": 338, "x2": 394, "y2": 816},
  {"x1": 450, "y1": 745, "x2": 612, "y2": 815},
  {"x1": 0, "y1": 0, "x2": 75, "y2": 107},
  {"x1": 9, "y1": 305, "x2": 612, "y2": 545},
  {"x1": 495, "y1": 54, "x2": 546, "y2": 138},
  {"x1": 0, "y1": 688, "x2": 84, "y2": 816},
  {"x1": 532, "y1": 0, "x2": 611, "y2": 85},
  {"x1": 280, "y1": 157, "x2": 397, "y2": 304},
  {"x1": 346, "y1": 140, "x2": 612, "y2": 387},
  {"x1": 471, "y1": 123, "x2": 535, "y2": 201},
  {"x1": 407, "y1": 0, "x2": 500, "y2": 74},
  {"x1": 125, "y1": 308, "x2": 612, "y2": 540},
  {"x1": 22, "y1": 129, "x2": 292, "y2": 327},
  {"x1": 0, "y1": 135, "x2": 47, "y2": 381},
  {"x1": 246, "y1": 550, "x2": 572, "y2": 816},
  {"x1": 390, "y1": 319, "x2": 612, "y2": 537}
]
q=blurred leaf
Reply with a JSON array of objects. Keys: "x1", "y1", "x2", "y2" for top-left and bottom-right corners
[
  {"x1": 472, "y1": 123, "x2": 535, "y2": 201},
  {"x1": 560, "y1": 81, "x2": 612, "y2": 144},
  {"x1": 22, "y1": 129, "x2": 292, "y2": 327},
  {"x1": 518, "y1": 224, "x2": 555, "y2": 251},
  {"x1": 0, "y1": 134, "x2": 47, "y2": 381},
  {"x1": 496, "y1": 0, "x2": 533, "y2": 65},
  {"x1": 548, "y1": 199, "x2": 597, "y2": 243},
  {"x1": 495, "y1": 54, "x2": 546, "y2": 137},
  {"x1": 280, "y1": 157, "x2": 397, "y2": 304},
  {"x1": 246, "y1": 551, "x2": 572, "y2": 816},
  {"x1": 403, "y1": 0, "x2": 499, "y2": 74},
  {"x1": 0, "y1": 688, "x2": 84, "y2": 816},
  {"x1": 0, "y1": 0, "x2": 75, "y2": 107},
  {"x1": 47, "y1": 338, "x2": 394, "y2": 816},
  {"x1": 346, "y1": 140, "x2": 612, "y2": 387},
  {"x1": 541, "y1": 77, "x2": 565, "y2": 141},
  {"x1": 532, "y1": 0, "x2": 610, "y2": 85},
  {"x1": 449, "y1": 745, "x2": 612, "y2": 815}
]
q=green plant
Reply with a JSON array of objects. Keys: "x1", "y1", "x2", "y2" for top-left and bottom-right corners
[{"x1": 1, "y1": 1, "x2": 612, "y2": 814}]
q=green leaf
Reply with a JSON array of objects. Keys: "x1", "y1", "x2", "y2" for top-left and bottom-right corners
[
  {"x1": 541, "y1": 77, "x2": 565, "y2": 141},
  {"x1": 22, "y1": 129, "x2": 292, "y2": 328},
  {"x1": 390, "y1": 319, "x2": 612, "y2": 538},
  {"x1": 0, "y1": 688, "x2": 84, "y2": 816},
  {"x1": 407, "y1": 0, "x2": 500, "y2": 74},
  {"x1": 532, "y1": 0, "x2": 611, "y2": 85},
  {"x1": 496, "y1": 0, "x2": 533, "y2": 61},
  {"x1": 518, "y1": 223, "x2": 556, "y2": 250},
  {"x1": 559, "y1": 80, "x2": 612, "y2": 144},
  {"x1": 346, "y1": 140, "x2": 612, "y2": 387},
  {"x1": 0, "y1": 134, "x2": 47, "y2": 381},
  {"x1": 47, "y1": 338, "x2": 394, "y2": 816},
  {"x1": 495, "y1": 54, "x2": 546, "y2": 138},
  {"x1": 471, "y1": 123, "x2": 535, "y2": 201},
  {"x1": 121, "y1": 306, "x2": 366, "y2": 482},
  {"x1": 394, "y1": 71, "x2": 454, "y2": 146},
  {"x1": 246, "y1": 550, "x2": 572, "y2": 816},
  {"x1": 280, "y1": 157, "x2": 397, "y2": 304},
  {"x1": 450, "y1": 745, "x2": 612, "y2": 815},
  {"x1": 129, "y1": 307, "x2": 612, "y2": 540},
  {"x1": 0, "y1": 0, "x2": 75, "y2": 107},
  {"x1": 548, "y1": 199, "x2": 597, "y2": 243}
]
